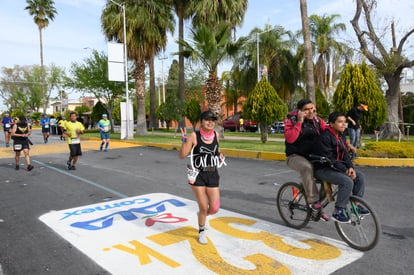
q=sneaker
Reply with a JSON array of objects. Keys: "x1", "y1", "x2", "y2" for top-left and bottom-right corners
[
  {"x1": 67, "y1": 161, "x2": 72, "y2": 169},
  {"x1": 100, "y1": 146, "x2": 103, "y2": 151},
  {"x1": 332, "y1": 207, "x2": 350, "y2": 223},
  {"x1": 15, "y1": 165, "x2": 19, "y2": 170},
  {"x1": 309, "y1": 201, "x2": 329, "y2": 222},
  {"x1": 309, "y1": 201, "x2": 322, "y2": 210},
  {"x1": 357, "y1": 205, "x2": 370, "y2": 216},
  {"x1": 103, "y1": 149, "x2": 108, "y2": 152},
  {"x1": 6, "y1": 143, "x2": 10, "y2": 147},
  {"x1": 198, "y1": 229, "x2": 208, "y2": 245},
  {"x1": 320, "y1": 212, "x2": 330, "y2": 222},
  {"x1": 69, "y1": 165, "x2": 76, "y2": 170},
  {"x1": 27, "y1": 165, "x2": 34, "y2": 171}
]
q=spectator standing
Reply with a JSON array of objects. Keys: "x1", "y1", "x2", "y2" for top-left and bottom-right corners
[
  {"x1": 50, "y1": 116, "x2": 57, "y2": 135},
  {"x1": 58, "y1": 116, "x2": 67, "y2": 141},
  {"x1": 239, "y1": 116, "x2": 244, "y2": 132},
  {"x1": 346, "y1": 103, "x2": 368, "y2": 148}
]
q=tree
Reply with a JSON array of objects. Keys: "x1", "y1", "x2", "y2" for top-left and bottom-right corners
[
  {"x1": 67, "y1": 50, "x2": 124, "y2": 132},
  {"x1": 91, "y1": 101, "x2": 107, "y2": 124},
  {"x1": 102, "y1": 0, "x2": 175, "y2": 136},
  {"x1": 172, "y1": 0, "x2": 194, "y2": 129},
  {"x1": 166, "y1": 59, "x2": 179, "y2": 96},
  {"x1": 0, "y1": 65, "x2": 64, "y2": 113},
  {"x1": 25, "y1": 0, "x2": 57, "y2": 113},
  {"x1": 43, "y1": 64, "x2": 66, "y2": 112},
  {"x1": 156, "y1": 92, "x2": 184, "y2": 132},
  {"x1": 315, "y1": 86, "x2": 330, "y2": 119},
  {"x1": 191, "y1": 0, "x2": 248, "y2": 39},
  {"x1": 333, "y1": 63, "x2": 387, "y2": 130},
  {"x1": 309, "y1": 14, "x2": 346, "y2": 97},
  {"x1": 74, "y1": 105, "x2": 90, "y2": 115},
  {"x1": 243, "y1": 79, "x2": 288, "y2": 143},
  {"x1": 178, "y1": 22, "x2": 243, "y2": 135},
  {"x1": 299, "y1": 0, "x2": 316, "y2": 103},
  {"x1": 184, "y1": 98, "x2": 201, "y2": 131},
  {"x1": 351, "y1": 0, "x2": 414, "y2": 138}
]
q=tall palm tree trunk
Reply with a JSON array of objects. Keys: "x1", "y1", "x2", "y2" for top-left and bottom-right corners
[
  {"x1": 134, "y1": 60, "x2": 147, "y2": 136},
  {"x1": 39, "y1": 27, "x2": 47, "y2": 113},
  {"x1": 300, "y1": 0, "x2": 316, "y2": 103},
  {"x1": 178, "y1": 16, "x2": 186, "y2": 128},
  {"x1": 205, "y1": 72, "x2": 223, "y2": 137}
]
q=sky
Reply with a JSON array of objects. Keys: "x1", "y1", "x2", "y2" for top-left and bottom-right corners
[{"x1": 1, "y1": 0, "x2": 413, "y2": 111}]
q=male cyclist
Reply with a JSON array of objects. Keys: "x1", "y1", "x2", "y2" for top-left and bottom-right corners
[{"x1": 284, "y1": 99, "x2": 329, "y2": 221}]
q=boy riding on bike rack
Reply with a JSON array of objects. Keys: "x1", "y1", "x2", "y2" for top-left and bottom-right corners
[{"x1": 313, "y1": 112, "x2": 369, "y2": 223}]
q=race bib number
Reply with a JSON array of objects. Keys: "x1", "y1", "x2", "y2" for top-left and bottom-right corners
[
  {"x1": 14, "y1": 144, "x2": 22, "y2": 150},
  {"x1": 5, "y1": 123, "x2": 10, "y2": 128},
  {"x1": 71, "y1": 138, "x2": 80, "y2": 144},
  {"x1": 44, "y1": 124, "x2": 49, "y2": 128},
  {"x1": 103, "y1": 126, "x2": 109, "y2": 132},
  {"x1": 186, "y1": 165, "x2": 199, "y2": 184}
]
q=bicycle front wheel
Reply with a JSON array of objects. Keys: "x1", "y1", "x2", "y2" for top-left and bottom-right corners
[
  {"x1": 276, "y1": 182, "x2": 311, "y2": 229},
  {"x1": 335, "y1": 196, "x2": 381, "y2": 251}
]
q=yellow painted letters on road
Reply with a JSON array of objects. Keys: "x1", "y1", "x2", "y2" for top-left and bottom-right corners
[
  {"x1": 148, "y1": 226, "x2": 291, "y2": 274},
  {"x1": 108, "y1": 240, "x2": 180, "y2": 268},
  {"x1": 210, "y1": 217, "x2": 341, "y2": 260}
]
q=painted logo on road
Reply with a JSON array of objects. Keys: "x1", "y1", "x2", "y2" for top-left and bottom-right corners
[{"x1": 39, "y1": 193, "x2": 362, "y2": 274}]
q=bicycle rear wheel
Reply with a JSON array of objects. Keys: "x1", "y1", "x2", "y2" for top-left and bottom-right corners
[
  {"x1": 276, "y1": 182, "x2": 311, "y2": 229},
  {"x1": 335, "y1": 196, "x2": 381, "y2": 251}
]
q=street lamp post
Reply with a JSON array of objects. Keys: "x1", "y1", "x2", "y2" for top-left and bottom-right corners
[
  {"x1": 109, "y1": 0, "x2": 131, "y2": 138},
  {"x1": 159, "y1": 53, "x2": 167, "y2": 127}
]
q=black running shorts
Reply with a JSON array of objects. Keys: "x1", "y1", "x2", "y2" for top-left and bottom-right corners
[{"x1": 68, "y1": 144, "x2": 82, "y2": 157}]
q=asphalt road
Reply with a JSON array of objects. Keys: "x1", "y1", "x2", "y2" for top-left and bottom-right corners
[{"x1": 0, "y1": 130, "x2": 413, "y2": 274}]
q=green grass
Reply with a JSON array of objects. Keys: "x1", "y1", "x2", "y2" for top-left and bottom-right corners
[
  {"x1": 84, "y1": 131, "x2": 286, "y2": 152},
  {"x1": 84, "y1": 130, "x2": 414, "y2": 157}
]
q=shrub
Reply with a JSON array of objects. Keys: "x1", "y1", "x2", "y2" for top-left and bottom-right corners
[{"x1": 358, "y1": 141, "x2": 414, "y2": 158}]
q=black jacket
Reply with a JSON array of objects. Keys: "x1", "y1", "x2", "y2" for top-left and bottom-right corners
[
  {"x1": 314, "y1": 127, "x2": 353, "y2": 172},
  {"x1": 284, "y1": 110, "x2": 327, "y2": 157}
]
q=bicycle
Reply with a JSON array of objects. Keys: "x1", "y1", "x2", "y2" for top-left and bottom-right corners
[{"x1": 276, "y1": 155, "x2": 381, "y2": 251}]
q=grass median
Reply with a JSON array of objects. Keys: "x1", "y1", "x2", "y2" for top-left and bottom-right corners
[{"x1": 83, "y1": 130, "x2": 414, "y2": 158}]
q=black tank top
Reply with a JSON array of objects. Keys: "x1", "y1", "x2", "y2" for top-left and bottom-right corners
[
  {"x1": 14, "y1": 122, "x2": 29, "y2": 141},
  {"x1": 191, "y1": 131, "x2": 220, "y2": 169}
]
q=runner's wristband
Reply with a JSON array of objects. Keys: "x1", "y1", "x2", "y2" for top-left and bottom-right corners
[{"x1": 182, "y1": 134, "x2": 187, "y2": 142}]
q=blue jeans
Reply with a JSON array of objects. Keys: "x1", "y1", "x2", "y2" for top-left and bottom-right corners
[
  {"x1": 348, "y1": 127, "x2": 361, "y2": 148},
  {"x1": 314, "y1": 167, "x2": 365, "y2": 209}
]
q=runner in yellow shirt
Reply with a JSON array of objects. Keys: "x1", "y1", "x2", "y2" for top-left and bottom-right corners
[{"x1": 63, "y1": 112, "x2": 85, "y2": 170}]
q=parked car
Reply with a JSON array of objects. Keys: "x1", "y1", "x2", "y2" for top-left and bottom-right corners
[
  {"x1": 223, "y1": 114, "x2": 258, "y2": 132},
  {"x1": 269, "y1": 121, "x2": 285, "y2": 134}
]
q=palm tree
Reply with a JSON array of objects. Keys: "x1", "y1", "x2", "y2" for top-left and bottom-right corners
[
  {"x1": 172, "y1": 0, "x2": 194, "y2": 128},
  {"x1": 102, "y1": 0, "x2": 174, "y2": 135},
  {"x1": 232, "y1": 25, "x2": 299, "y2": 103},
  {"x1": 299, "y1": 0, "x2": 316, "y2": 103},
  {"x1": 309, "y1": 14, "x2": 346, "y2": 97},
  {"x1": 25, "y1": 0, "x2": 57, "y2": 112},
  {"x1": 178, "y1": 22, "x2": 242, "y2": 132},
  {"x1": 191, "y1": 0, "x2": 248, "y2": 40}
]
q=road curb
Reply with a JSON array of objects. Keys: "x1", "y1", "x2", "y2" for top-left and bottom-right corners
[{"x1": 83, "y1": 137, "x2": 414, "y2": 167}]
